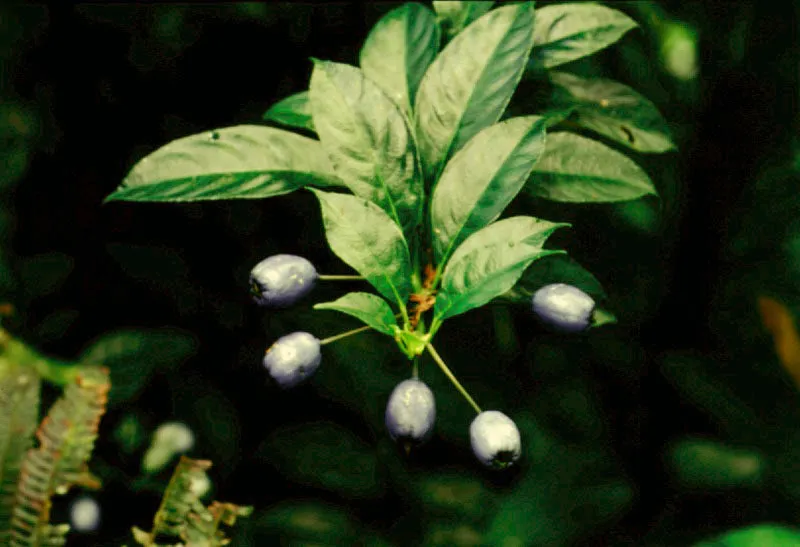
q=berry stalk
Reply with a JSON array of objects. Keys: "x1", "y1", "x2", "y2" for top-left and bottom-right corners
[{"x1": 425, "y1": 344, "x2": 482, "y2": 415}]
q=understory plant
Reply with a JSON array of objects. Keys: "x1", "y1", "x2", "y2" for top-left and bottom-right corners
[
  {"x1": 18, "y1": 1, "x2": 799, "y2": 545},
  {"x1": 0, "y1": 323, "x2": 251, "y2": 546},
  {"x1": 105, "y1": 0, "x2": 665, "y2": 472}
]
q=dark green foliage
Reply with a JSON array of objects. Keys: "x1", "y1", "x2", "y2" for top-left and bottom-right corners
[{"x1": 5, "y1": 0, "x2": 797, "y2": 545}]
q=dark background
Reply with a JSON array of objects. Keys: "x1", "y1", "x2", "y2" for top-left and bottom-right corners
[{"x1": 2, "y1": 1, "x2": 800, "y2": 545}]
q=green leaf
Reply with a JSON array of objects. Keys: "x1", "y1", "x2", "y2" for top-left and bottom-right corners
[
  {"x1": 105, "y1": 125, "x2": 343, "y2": 203},
  {"x1": 310, "y1": 189, "x2": 413, "y2": 305},
  {"x1": 526, "y1": 132, "x2": 657, "y2": 203},
  {"x1": 263, "y1": 91, "x2": 315, "y2": 132},
  {"x1": 547, "y1": 71, "x2": 676, "y2": 153},
  {"x1": 484, "y1": 415, "x2": 633, "y2": 546},
  {"x1": 359, "y1": 3, "x2": 440, "y2": 116},
  {"x1": 668, "y1": 437, "x2": 764, "y2": 490},
  {"x1": 435, "y1": 216, "x2": 567, "y2": 320},
  {"x1": 529, "y1": 3, "x2": 638, "y2": 71},
  {"x1": 81, "y1": 328, "x2": 197, "y2": 405},
  {"x1": 314, "y1": 292, "x2": 398, "y2": 337},
  {"x1": 694, "y1": 525, "x2": 800, "y2": 547},
  {"x1": 257, "y1": 421, "x2": 385, "y2": 499},
  {"x1": 309, "y1": 60, "x2": 423, "y2": 236},
  {"x1": 431, "y1": 115, "x2": 547, "y2": 263},
  {"x1": 414, "y1": 2, "x2": 535, "y2": 180},
  {"x1": 18, "y1": 252, "x2": 74, "y2": 299},
  {"x1": 497, "y1": 253, "x2": 606, "y2": 304},
  {"x1": 249, "y1": 501, "x2": 373, "y2": 545},
  {"x1": 433, "y1": 1, "x2": 495, "y2": 40}
]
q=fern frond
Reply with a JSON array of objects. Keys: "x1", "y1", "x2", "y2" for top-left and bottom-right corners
[
  {"x1": 0, "y1": 370, "x2": 41, "y2": 545},
  {"x1": 9, "y1": 367, "x2": 110, "y2": 547},
  {"x1": 184, "y1": 501, "x2": 253, "y2": 546},
  {"x1": 132, "y1": 456, "x2": 252, "y2": 547}
]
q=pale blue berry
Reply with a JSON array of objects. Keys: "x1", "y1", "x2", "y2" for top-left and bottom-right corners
[
  {"x1": 263, "y1": 331, "x2": 321, "y2": 388},
  {"x1": 250, "y1": 254, "x2": 317, "y2": 308},
  {"x1": 470, "y1": 410, "x2": 521, "y2": 469},
  {"x1": 385, "y1": 379, "x2": 436, "y2": 445},
  {"x1": 532, "y1": 283, "x2": 595, "y2": 333}
]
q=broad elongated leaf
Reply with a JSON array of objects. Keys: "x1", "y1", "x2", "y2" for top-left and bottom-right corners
[
  {"x1": 415, "y1": 3, "x2": 535, "y2": 180},
  {"x1": 257, "y1": 421, "x2": 385, "y2": 499},
  {"x1": 263, "y1": 91, "x2": 315, "y2": 132},
  {"x1": 497, "y1": 253, "x2": 606, "y2": 304},
  {"x1": 526, "y1": 132, "x2": 657, "y2": 202},
  {"x1": 694, "y1": 525, "x2": 800, "y2": 547},
  {"x1": 484, "y1": 415, "x2": 633, "y2": 547},
  {"x1": 309, "y1": 61, "x2": 422, "y2": 236},
  {"x1": 529, "y1": 3, "x2": 638, "y2": 71},
  {"x1": 106, "y1": 125, "x2": 342, "y2": 202},
  {"x1": 81, "y1": 328, "x2": 197, "y2": 405},
  {"x1": 547, "y1": 71, "x2": 675, "y2": 153},
  {"x1": 310, "y1": 190, "x2": 413, "y2": 305},
  {"x1": 359, "y1": 3, "x2": 440, "y2": 116},
  {"x1": 435, "y1": 216, "x2": 567, "y2": 320},
  {"x1": 314, "y1": 292, "x2": 398, "y2": 337},
  {"x1": 431, "y1": 116, "x2": 547, "y2": 263},
  {"x1": 433, "y1": 1, "x2": 495, "y2": 40},
  {"x1": 668, "y1": 437, "x2": 764, "y2": 489}
]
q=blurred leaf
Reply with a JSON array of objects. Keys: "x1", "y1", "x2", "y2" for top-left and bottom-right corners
[
  {"x1": 660, "y1": 352, "x2": 764, "y2": 442},
  {"x1": 360, "y1": 3, "x2": 440, "y2": 116},
  {"x1": 694, "y1": 524, "x2": 800, "y2": 546},
  {"x1": 245, "y1": 500, "x2": 387, "y2": 546},
  {"x1": 34, "y1": 308, "x2": 79, "y2": 343},
  {"x1": 310, "y1": 189, "x2": 413, "y2": 304},
  {"x1": 667, "y1": 436, "x2": 765, "y2": 490},
  {"x1": 81, "y1": 327, "x2": 197, "y2": 405},
  {"x1": 415, "y1": 472, "x2": 491, "y2": 520},
  {"x1": 435, "y1": 216, "x2": 567, "y2": 321},
  {"x1": 485, "y1": 415, "x2": 633, "y2": 546},
  {"x1": 414, "y1": 3, "x2": 535, "y2": 179},
  {"x1": 314, "y1": 292, "x2": 398, "y2": 337},
  {"x1": 113, "y1": 413, "x2": 146, "y2": 455},
  {"x1": 309, "y1": 60, "x2": 422, "y2": 238},
  {"x1": 257, "y1": 421, "x2": 385, "y2": 500},
  {"x1": 263, "y1": 91, "x2": 315, "y2": 132},
  {"x1": 757, "y1": 295, "x2": 800, "y2": 390},
  {"x1": 106, "y1": 243, "x2": 201, "y2": 315},
  {"x1": 105, "y1": 125, "x2": 343, "y2": 202},
  {"x1": 17, "y1": 252, "x2": 74, "y2": 299},
  {"x1": 532, "y1": 376, "x2": 606, "y2": 444},
  {"x1": 529, "y1": 3, "x2": 638, "y2": 71},
  {"x1": 430, "y1": 116, "x2": 548, "y2": 263},
  {"x1": 497, "y1": 253, "x2": 607, "y2": 304},
  {"x1": 546, "y1": 71, "x2": 676, "y2": 153},
  {"x1": 433, "y1": 1, "x2": 494, "y2": 41},
  {"x1": 183, "y1": 383, "x2": 241, "y2": 474},
  {"x1": 526, "y1": 132, "x2": 657, "y2": 202},
  {"x1": 424, "y1": 522, "x2": 484, "y2": 546}
]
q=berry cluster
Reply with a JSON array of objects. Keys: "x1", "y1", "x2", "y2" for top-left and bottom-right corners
[{"x1": 250, "y1": 254, "x2": 597, "y2": 469}]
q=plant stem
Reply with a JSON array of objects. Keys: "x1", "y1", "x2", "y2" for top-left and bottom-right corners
[
  {"x1": 319, "y1": 324, "x2": 374, "y2": 345},
  {"x1": 412, "y1": 357, "x2": 419, "y2": 379},
  {"x1": 317, "y1": 274, "x2": 364, "y2": 281},
  {"x1": 426, "y1": 344, "x2": 481, "y2": 415}
]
